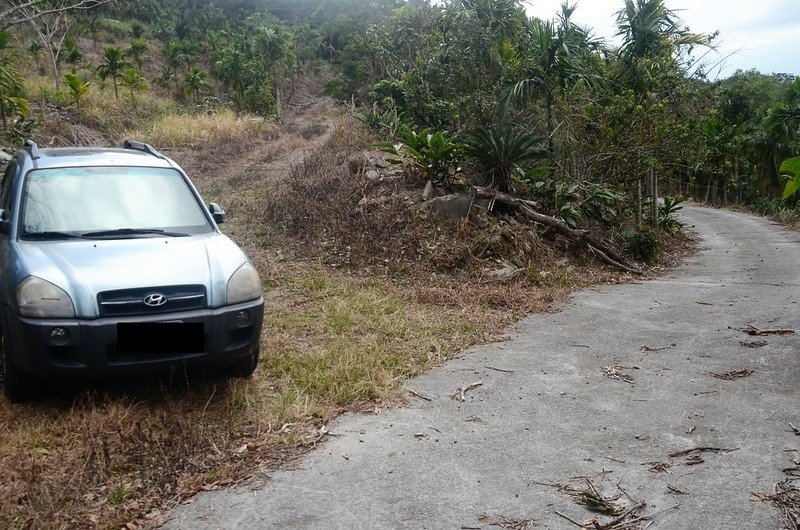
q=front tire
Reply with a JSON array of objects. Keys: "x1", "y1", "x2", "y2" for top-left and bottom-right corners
[
  {"x1": 224, "y1": 348, "x2": 259, "y2": 379},
  {"x1": 1, "y1": 334, "x2": 38, "y2": 403}
]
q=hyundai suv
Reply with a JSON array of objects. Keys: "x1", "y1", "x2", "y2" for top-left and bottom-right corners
[{"x1": 0, "y1": 140, "x2": 264, "y2": 402}]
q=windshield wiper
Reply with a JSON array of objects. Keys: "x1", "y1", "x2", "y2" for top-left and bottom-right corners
[
  {"x1": 81, "y1": 228, "x2": 190, "y2": 239},
  {"x1": 22, "y1": 231, "x2": 85, "y2": 240}
]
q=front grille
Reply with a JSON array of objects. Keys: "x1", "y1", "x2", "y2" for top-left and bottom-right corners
[{"x1": 97, "y1": 285, "x2": 207, "y2": 317}]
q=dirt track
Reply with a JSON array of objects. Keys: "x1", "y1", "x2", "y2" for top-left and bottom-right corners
[{"x1": 163, "y1": 205, "x2": 800, "y2": 529}]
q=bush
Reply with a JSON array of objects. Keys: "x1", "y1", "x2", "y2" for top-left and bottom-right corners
[{"x1": 625, "y1": 228, "x2": 660, "y2": 262}]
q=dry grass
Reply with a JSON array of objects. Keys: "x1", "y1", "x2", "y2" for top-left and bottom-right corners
[
  {"x1": 124, "y1": 110, "x2": 276, "y2": 148},
  {"x1": 0, "y1": 269, "x2": 498, "y2": 529}
]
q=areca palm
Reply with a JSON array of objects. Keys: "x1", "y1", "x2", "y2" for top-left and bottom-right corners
[
  {"x1": 615, "y1": 0, "x2": 707, "y2": 96},
  {"x1": 95, "y1": 46, "x2": 128, "y2": 100},
  {"x1": 501, "y1": 3, "x2": 591, "y2": 161},
  {"x1": 0, "y1": 30, "x2": 28, "y2": 130},
  {"x1": 63, "y1": 72, "x2": 89, "y2": 110},
  {"x1": 182, "y1": 68, "x2": 212, "y2": 103},
  {"x1": 121, "y1": 67, "x2": 147, "y2": 99}
]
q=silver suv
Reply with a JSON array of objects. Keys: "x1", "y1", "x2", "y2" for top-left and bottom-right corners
[{"x1": 0, "y1": 140, "x2": 264, "y2": 402}]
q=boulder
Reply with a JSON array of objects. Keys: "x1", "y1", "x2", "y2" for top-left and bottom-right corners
[{"x1": 424, "y1": 194, "x2": 489, "y2": 227}]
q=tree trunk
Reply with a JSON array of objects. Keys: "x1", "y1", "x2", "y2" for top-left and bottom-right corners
[
  {"x1": 636, "y1": 178, "x2": 642, "y2": 228},
  {"x1": 545, "y1": 90, "x2": 555, "y2": 165},
  {"x1": 649, "y1": 169, "x2": 658, "y2": 225},
  {"x1": 471, "y1": 186, "x2": 642, "y2": 274}
]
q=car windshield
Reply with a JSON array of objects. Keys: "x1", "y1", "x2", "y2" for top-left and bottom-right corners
[{"x1": 20, "y1": 166, "x2": 212, "y2": 238}]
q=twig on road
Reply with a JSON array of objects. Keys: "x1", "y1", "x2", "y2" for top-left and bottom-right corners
[
  {"x1": 736, "y1": 324, "x2": 795, "y2": 336},
  {"x1": 485, "y1": 365, "x2": 515, "y2": 374},
  {"x1": 710, "y1": 369, "x2": 754, "y2": 380},
  {"x1": 406, "y1": 387, "x2": 432, "y2": 401},
  {"x1": 452, "y1": 381, "x2": 484, "y2": 402},
  {"x1": 668, "y1": 447, "x2": 739, "y2": 458}
]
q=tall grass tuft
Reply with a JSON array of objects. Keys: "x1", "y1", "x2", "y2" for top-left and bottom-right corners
[{"x1": 125, "y1": 110, "x2": 275, "y2": 147}]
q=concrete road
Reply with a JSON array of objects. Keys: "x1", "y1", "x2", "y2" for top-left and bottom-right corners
[{"x1": 165, "y1": 206, "x2": 800, "y2": 529}]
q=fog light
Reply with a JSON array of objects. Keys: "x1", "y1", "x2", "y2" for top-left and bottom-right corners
[
  {"x1": 234, "y1": 310, "x2": 251, "y2": 327},
  {"x1": 49, "y1": 326, "x2": 70, "y2": 346}
]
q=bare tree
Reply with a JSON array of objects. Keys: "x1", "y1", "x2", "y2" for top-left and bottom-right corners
[
  {"x1": 0, "y1": 0, "x2": 111, "y2": 31},
  {"x1": 27, "y1": 8, "x2": 73, "y2": 88}
]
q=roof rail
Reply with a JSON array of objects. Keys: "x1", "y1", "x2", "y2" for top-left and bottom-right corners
[
  {"x1": 123, "y1": 139, "x2": 165, "y2": 159},
  {"x1": 24, "y1": 140, "x2": 40, "y2": 160}
]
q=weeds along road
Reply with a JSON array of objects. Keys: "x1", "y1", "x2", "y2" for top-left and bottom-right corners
[{"x1": 165, "y1": 205, "x2": 800, "y2": 529}]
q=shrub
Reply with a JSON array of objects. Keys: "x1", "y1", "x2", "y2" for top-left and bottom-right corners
[
  {"x1": 658, "y1": 196, "x2": 685, "y2": 233},
  {"x1": 625, "y1": 227, "x2": 660, "y2": 262}
]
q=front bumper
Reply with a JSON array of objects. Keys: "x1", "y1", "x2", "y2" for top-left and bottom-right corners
[{"x1": 2, "y1": 298, "x2": 264, "y2": 379}]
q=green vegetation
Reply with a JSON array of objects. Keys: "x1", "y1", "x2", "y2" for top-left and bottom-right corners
[{"x1": 0, "y1": 0, "x2": 795, "y2": 220}]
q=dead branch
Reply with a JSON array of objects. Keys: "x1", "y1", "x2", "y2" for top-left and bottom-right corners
[
  {"x1": 0, "y1": 0, "x2": 111, "y2": 30},
  {"x1": 470, "y1": 186, "x2": 642, "y2": 275}
]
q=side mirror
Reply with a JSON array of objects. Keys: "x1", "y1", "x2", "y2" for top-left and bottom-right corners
[
  {"x1": 208, "y1": 203, "x2": 225, "y2": 224},
  {"x1": 0, "y1": 209, "x2": 9, "y2": 235}
]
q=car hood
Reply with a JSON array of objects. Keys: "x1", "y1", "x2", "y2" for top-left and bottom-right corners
[{"x1": 14, "y1": 233, "x2": 248, "y2": 317}]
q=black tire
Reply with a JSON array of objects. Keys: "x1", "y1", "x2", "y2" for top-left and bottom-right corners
[
  {"x1": 1, "y1": 334, "x2": 38, "y2": 403},
  {"x1": 225, "y1": 348, "x2": 259, "y2": 379}
]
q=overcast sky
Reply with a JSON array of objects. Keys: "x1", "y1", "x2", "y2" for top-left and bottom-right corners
[{"x1": 522, "y1": 0, "x2": 800, "y2": 78}]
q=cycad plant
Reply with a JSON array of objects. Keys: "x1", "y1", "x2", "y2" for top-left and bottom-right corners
[{"x1": 464, "y1": 127, "x2": 546, "y2": 193}]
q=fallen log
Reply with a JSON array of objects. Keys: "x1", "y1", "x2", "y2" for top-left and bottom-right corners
[{"x1": 470, "y1": 186, "x2": 643, "y2": 275}]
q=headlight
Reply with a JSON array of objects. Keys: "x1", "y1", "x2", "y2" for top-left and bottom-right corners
[
  {"x1": 226, "y1": 262, "x2": 262, "y2": 305},
  {"x1": 17, "y1": 276, "x2": 76, "y2": 318}
]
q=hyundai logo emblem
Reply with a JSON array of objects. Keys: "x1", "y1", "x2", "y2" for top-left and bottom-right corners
[{"x1": 143, "y1": 293, "x2": 168, "y2": 307}]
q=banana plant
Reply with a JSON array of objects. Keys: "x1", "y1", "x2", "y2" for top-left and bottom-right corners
[
  {"x1": 377, "y1": 125, "x2": 463, "y2": 187},
  {"x1": 781, "y1": 156, "x2": 800, "y2": 199}
]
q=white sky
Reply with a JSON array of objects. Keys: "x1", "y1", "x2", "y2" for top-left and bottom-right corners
[{"x1": 522, "y1": 0, "x2": 800, "y2": 78}]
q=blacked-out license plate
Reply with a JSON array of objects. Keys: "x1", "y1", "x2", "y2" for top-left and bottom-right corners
[{"x1": 117, "y1": 322, "x2": 205, "y2": 354}]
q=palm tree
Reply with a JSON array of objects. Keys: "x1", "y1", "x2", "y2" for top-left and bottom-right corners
[
  {"x1": 501, "y1": 3, "x2": 591, "y2": 162},
  {"x1": 125, "y1": 38, "x2": 149, "y2": 69},
  {"x1": 465, "y1": 127, "x2": 546, "y2": 193},
  {"x1": 182, "y1": 68, "x2": 212, "y2": 103},
  {"x1": 121, "y1": 67, "x2": 147, "y2": 100},
  {"x1": 95, "y1": 46, "x2": 128, "y2": 100},
  {"x1": 63, "y1": 72, "x2": 89, "y2": 110},
  {"x1": 0, "y1": 30, "x2": 28, "y2": 130},
  {"x1": 615, "y1": 0, "x2": 707, "y2": 96}
]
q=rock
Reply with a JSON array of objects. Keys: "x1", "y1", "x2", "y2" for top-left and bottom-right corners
[
  {"x1": 365, "y1": 169, "x2": 380, "y2": 180},
  {"x1": 425, "y1": 194, "x2": 490, "y2": 226},
  {"x1": 422, "y1": 180, "x2": 434, "y2": 201}
]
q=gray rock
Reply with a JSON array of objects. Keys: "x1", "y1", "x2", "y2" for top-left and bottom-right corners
[
  {"x1": 422, "y1": 180, "x2": 434, "y2": 201},
  {"x1": 425, "y1": 194, "x2": 490, "y2": 226}
]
